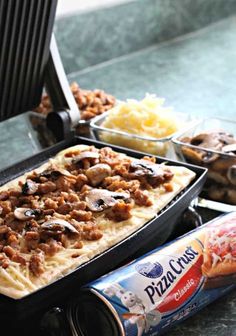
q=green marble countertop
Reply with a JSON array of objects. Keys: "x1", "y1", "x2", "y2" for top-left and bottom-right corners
[
  {"x1": 2, "y1": 15, "x2": 236, "y2": 171},
  {"x1": 0, "y1": 12, "x2": 236, "y2": 336},
  {"x1": 68, "y1": 15, "x2": 236, "y2": 121},
  {"x1": 168, "y1": 292, "x2": 236, "y2": 335}
]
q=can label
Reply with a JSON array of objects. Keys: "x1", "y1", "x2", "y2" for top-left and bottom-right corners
[{"x1": 86, "y1": 212, "x2": 236, "y2": 336}]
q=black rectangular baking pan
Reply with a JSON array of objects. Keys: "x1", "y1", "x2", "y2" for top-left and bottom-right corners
[{"x1": 0, "y1": 136, "x2": 207, "y2": 329}]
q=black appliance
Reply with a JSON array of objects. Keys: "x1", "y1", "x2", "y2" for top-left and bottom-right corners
[{"x1": 0, "y1": 2, "x2": 207, "y2": 335}]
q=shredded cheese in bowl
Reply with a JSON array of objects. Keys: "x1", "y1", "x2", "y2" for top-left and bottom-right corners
[{"x1": 99, "y1": 94, "x2": 180, "y2": 156}]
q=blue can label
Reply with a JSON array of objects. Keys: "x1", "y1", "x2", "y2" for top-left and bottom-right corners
[
  {"x1": 86, "y1": 213, "x2": 236, "y2": 335},
  {"x1": 136, "y1": 262, "x2": 163, "y2": 279}
]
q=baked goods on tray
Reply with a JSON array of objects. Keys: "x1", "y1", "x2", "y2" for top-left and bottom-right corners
[
  {"x1": 0, "y1": 144, "x2": 195, "y2": 299},
  {"x1": 180, "y1": 130, "x2": 236, "y2": 204}
]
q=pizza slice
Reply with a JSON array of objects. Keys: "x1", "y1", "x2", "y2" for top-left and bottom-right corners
[{"x1": 202, "y1": 214, "x2": 236, "y2": 288}]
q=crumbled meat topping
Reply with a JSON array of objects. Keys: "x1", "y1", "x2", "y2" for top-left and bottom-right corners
[
  {"x1": 81, "y1": 222, "x2": 103, "y2": 241},
  {"x1": 29, "y1": 252, "x2": 45, "y2": 277},
  {"x1": 107, "y1": 202, "x2": 133, "y2": 222},
  {"x1": 133, "y1": 189, "x2": 153, "y2": 207},
  {"x1": 34, "y1": 82, "x2": 116, "y2": 121},
  {"x1": 0, "y1": 146, "x2": 174, "y2": 276},
  {"x1": 0, "y1": 191, "x2": 9, "y2": 201}
]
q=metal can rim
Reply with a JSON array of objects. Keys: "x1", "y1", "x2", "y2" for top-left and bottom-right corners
[{"x1": 67, "y1": 288, "x2": 125, "y2": 336}]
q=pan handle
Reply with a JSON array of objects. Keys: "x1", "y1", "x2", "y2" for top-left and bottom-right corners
[
  {"x1": 45, "y1": 34, "x2": 81, "y2": 128},
  {"x1": 182, "y1": 205, "x2": 203, "y2": 228},
  {"x1": 46, "y1": 110, "x2": 73, "y2": 141},
  {"x1": 40, "y1": 307, "x2": 73, "y2": 336},
  {"x1": 168, "y1": 206, "x2": 203, "y2": 240}
]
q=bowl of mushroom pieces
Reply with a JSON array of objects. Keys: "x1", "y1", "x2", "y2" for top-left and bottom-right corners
[{"x1": 172, "y1": 117, "x2": 236, "y2": 205}]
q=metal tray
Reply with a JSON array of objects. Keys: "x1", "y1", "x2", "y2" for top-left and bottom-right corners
[{"x1": 0, "y1": 136, "x2": 207, "y2": 330}]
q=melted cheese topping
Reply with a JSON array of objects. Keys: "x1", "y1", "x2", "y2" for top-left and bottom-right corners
[{"x1": 208, "y1": 224, "x2": 236, "y2": 265}]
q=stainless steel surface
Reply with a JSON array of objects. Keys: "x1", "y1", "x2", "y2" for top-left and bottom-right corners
[{"x1": 197, "y1": 197, "x2": 236, "y2": 213}]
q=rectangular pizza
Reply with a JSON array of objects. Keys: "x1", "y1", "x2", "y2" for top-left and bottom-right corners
[{"x1": 0, "y1": 144, "x2": 196, "y2": 299}]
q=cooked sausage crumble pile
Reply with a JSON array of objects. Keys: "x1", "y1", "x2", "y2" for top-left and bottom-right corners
[
  {"x1": 34, "y1": 82, "x2": 116, "y2": 121},
  {"x1": 0, "y1": 146, "x2": 173, "y2": 277}
]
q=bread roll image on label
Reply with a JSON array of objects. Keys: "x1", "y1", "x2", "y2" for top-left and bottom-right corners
[{"x1": 67, "y1": 212, "x2": 236, "y2": 336}]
